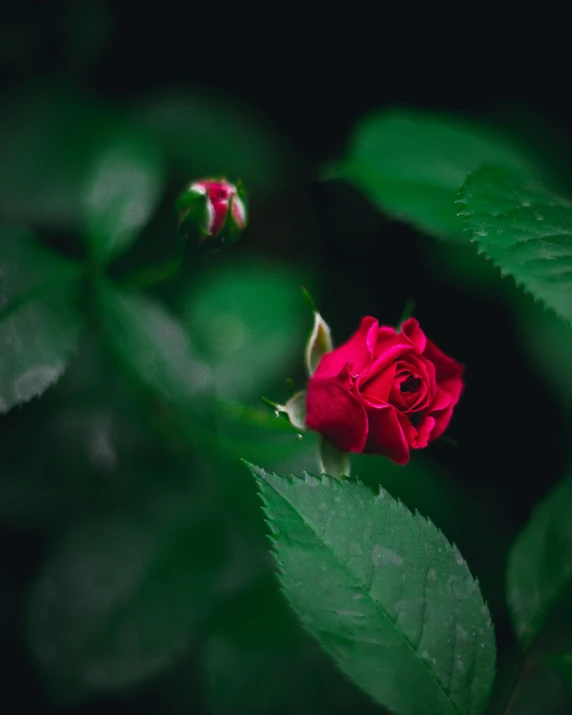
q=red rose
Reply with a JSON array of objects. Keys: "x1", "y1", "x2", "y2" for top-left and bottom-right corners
[{"x1": 305, "y1": 317, "x2": 464, "y2": 465}]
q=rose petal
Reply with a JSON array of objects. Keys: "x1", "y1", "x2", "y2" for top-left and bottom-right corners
[
  {"x1": 397, "y1": 413, "x2": 417, "y2": 447},
  {"x1": 424, "y1": 338, "x2": 465, "y2": 403},
  {"x1": 376, "y1": 325, "x2": 398, "y2": 344},
  {"x1": 396, "y1": 413, "x2": 435, "y2": 450},
  {"x1": 401, "y1": 317, "x2": 426, "y2": 353},
  {"x1": 230, "y1": 194, "x2": 247, "y2": 228},
  {"x1": 362, "y1": 401, "x2": 410, "y2": 464},
  {"x1": 416, "y1": 415, "x2": 436, "y2": 448},
  {"x1": 428, "y1": 405, "x2": 455, "y2": 441},
  {"x1": 430, "y1": 385, "x2": 455, "y2": 412},
  {"x1": 306, "y1": 373, "x2": 368, "y2": 453},
  {"x1": 359, "y1": 340, "x2": 414, "y2": 389},
  {"x1": 209, "y1": 197, "x2": 230, "y2": 236},
  {"x1": 360, "y1": 362, "x2": 397, "y2": 403},
  {"x1": 314, "y1": 316, "x2": 378, "y2": 379},
  {"x1": 390, "y1": 355, "x2": 432, "y2": 412}
]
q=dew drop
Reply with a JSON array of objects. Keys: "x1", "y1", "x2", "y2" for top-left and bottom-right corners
[
  {"x1": 456, "y1": 624, "x2": 468, "y2": 640},
  {"x1": 447, "y1": 575, "x2": 476, "y2": 600},
  {"x1": 371, "y1": 544, "x2": 403, "y2": 566}
]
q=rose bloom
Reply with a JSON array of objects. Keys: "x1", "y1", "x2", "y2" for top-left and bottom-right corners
[{"x1": 305, "y1": 317, "x2": 464, "y2": 464}]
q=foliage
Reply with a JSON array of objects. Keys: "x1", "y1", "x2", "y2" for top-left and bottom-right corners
[{"x1": 2, "y1": 47, "x2": 572, "y2": 715}]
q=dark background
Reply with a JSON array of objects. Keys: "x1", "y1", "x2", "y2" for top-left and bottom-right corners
[{"x1": 1, "y1": 2, "x2": 571, "y2": 713}]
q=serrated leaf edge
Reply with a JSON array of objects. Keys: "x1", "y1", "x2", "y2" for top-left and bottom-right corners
[
  {"x1": 245, "y1": 462, "x2": 495, "y2": 715},
  {"x1": 0, "y1": 261, "x2": 85, "y2": 416},
  {"x1": 456, "y1": 167, "x2": 572, "y2": 326}
]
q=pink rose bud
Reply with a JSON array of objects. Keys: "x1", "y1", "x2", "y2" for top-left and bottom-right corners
[
  {"x1": 177, "y1": 178, "x2": 247, "y2": 246},
  {"x1": 305, "y1": 317, "x2": 464, "y2": 465}
]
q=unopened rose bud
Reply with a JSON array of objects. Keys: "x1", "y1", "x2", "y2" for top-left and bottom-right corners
[{"x1": 177, "y1": 178, "x2": 247, "y2": 246}]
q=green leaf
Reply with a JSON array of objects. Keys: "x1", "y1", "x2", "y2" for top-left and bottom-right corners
[
  {"x1": 512, "y1": 293, "x2": 572, "y2": 409},
  {"x1": 0, "y1": 86, "x2": 117, "y2": 230},
  {"x1": 552, "y1": 653, "x2": 572, "y2": 688},
  {"x1": 95, "y1": 280, "x2": 211, "y2": 408},
  {"x1": 458, "y1": 166, "x2": 572, "y2": 325},
  {"x1": 82, "y1": 129, "x2": 165, "y2": 263},
  {"x1": 248, "y1": 464, "x2": 496, "y2": 715},
  {"x1": 492, "y1": 662, "x2": 572, "y2": 715},
  {"x1": 337, "y1": 109, "x2": 539, "y2": 240},
  {"x1": 26, "y1": 497, "x2": 226, "y2": 700},
  {"x1": 0, "y1": 226, "x2": 83, "y2": 414},
  {"x1": 181, "y1": 261, "x2": 308, "y2": 401},
  {"x1": 205, "y1": 576, "x2": 380, "y2": 715},
  {"x1": 506, "y1": 474, "x2": 572, "y2": 649}
]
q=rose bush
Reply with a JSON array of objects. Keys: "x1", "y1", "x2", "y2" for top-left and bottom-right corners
[{"x1": 305, "y1": 317, "x2": 464, "y2": 464}]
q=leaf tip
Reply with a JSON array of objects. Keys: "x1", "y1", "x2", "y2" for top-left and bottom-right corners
[{"x1": 242, "y1": 459, "x2": 266, "y2": 481}]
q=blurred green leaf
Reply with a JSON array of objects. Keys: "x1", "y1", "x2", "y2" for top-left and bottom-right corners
[
  {"x1": 507, "y1": 473, "x2": 572, "y2": 650},
  {"x1": 27, "y1": 497, "x2": 226, "y2": 701},
  {"x1": 249, "y1": 464, "x2": 496, "y2": 715},
  {"x1": 82, "y1": 130, "x2": 165, "y2": 263},
  {"x1": 458, "y1": 166, "x2": 572, "y2": 325},
  {"x1": 0, "y1": 469, "x2": 80, "y2": 530},
  {"x1": 495, "y1": 663, "x2": 572, "y2": 715},
  {"x1": 0, "y1": 226, "x2": 83, "y2": 414},
  {"x1": 552, "y1": 653, "x2": 572, "y2": 688},
  {"x1": 336, "y1": 109, "x2": 538, "y2": 240},
  {"x1": 134, "y1": 89, "x2": 291, "y2": 194},
  {"x1": 205, "y1": 575, "x2": 381, "y2": 715},
  {"x1": 180, "y1": 261, "x2": 308, "y2": 402},
  {"x1": 95, "y1": 280, "x2": 212, "y2": 408},
  {"x1": 512, "y1": 293, "x2": 572, "y2": 409},
  {"x1": 0, "y1": 86, "x2": 117, "y2": 229}
]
